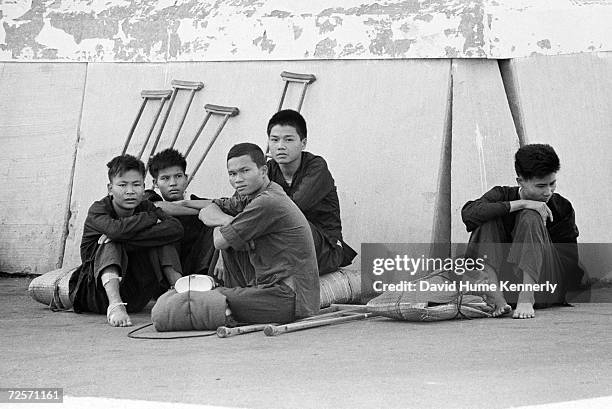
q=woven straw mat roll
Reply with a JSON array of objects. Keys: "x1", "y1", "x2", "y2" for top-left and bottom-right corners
[{"x1": 28, "y1": 266, "x2": 77, "y2": 309}]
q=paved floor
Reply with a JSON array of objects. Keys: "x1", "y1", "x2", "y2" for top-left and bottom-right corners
[{"x1": 1, "y1": 276, "x2": 611, "y2": 409}]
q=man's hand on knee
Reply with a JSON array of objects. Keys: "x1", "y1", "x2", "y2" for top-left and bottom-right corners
[{"x1": 512, "y1": 200, "x2": 553, "y2": 223}]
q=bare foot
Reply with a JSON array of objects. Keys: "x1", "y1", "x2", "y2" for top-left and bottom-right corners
[
  {"x1": 107, "y1": 303, "x2": 133, "y2": 327},
  {"x1": 481, "y1": 288, "x2": 511, "y2": 317},
  {"x1": 513, "y1": 290, "x2": 535, "y2": 319},
  {"x1": 471, "y1": 264, "x2": 511, "y2": 317},
  {"x1": 492, "y1": 299, "x2": 512, "y2": 317}
]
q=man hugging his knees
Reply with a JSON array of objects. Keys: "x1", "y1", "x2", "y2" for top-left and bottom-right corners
[
  {"x1": 69, "y1": 154, "x2": 184, "y2": 327},
  {"x1": 146, "y1": 148, "x2": 216, "y2": 276},
  {"x1": 462, "y1": 144, "x2": 584, "y2": 319},
  {"x1": 266, "y1": 109, "x2": 357, "y2": 275},
  {"x1": 198, "y1": 143, "x2": 320, "y2": 325}
]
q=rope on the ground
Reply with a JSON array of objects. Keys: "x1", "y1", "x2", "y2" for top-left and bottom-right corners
[{"x1": 127, "y1": 323, "x2": 217, "y2": 339}]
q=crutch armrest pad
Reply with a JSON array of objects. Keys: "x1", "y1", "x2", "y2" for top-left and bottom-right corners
[
  {"x1": 204, "y1": 104, "x2": 240, "y2": 116},
  {"x1": 280, "y1": 71, "x2": 316, "y2": 83},
  {"x1": 171, "y1": 80, "x2": 204, "y2": 90},
  {"x1": 140, "y1": 89, "x2": 173, "y2": 99}
]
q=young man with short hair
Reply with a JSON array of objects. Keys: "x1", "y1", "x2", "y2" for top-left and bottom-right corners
[
  {"x1": 266, "y1": 109, "x2": 357, "y2": 275},
  {"x1": 199, "y1": 143, "x2": 319, "y2": 324},
  {"x1": 462, "y1": 144, "x2": 584, "y2": 319},
  {"x1": 146, "y1": 148, "x2": 215, "y2": 276},
  {"x1": 69, "y1": 154, "x2": 184, "y2": 327}
]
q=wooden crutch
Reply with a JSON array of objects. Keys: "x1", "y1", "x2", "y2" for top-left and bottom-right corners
[
  {"x1": 144, "y1": 80, "x2": 204, "y2": 170},
  {"x1": 277, "y1": 71, "x2": 317, "y2": 112},
  {"x1": 216, "y1": 305, "x2": 367, "y2": 338},
  {"x1": 121, "y1": 89, "x2": 173, "y2": 158},
  {"x1": 216, "y1": 323, "x2": 275, "y2": 338},
  {"x1": 185, "y1": 104, "x2": 240, "y2": 187},
  {"x1": 264, "y1": 311, "x2": 374, "y2": 337}
]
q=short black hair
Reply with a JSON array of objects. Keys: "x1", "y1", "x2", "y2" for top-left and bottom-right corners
[
  {"x1": 267, "y1": 109, "x2": 307, "y2": 140},
  {"x1": 147, "y1": 148, "x2": 187, "y2": 179},
  {"x1": 514, "y1": 144, "x2": 560, "y2": 180},
  {"x1": 107, "y1": 154, "x2": 145, "y2": 182},
  {"x1": 227, "y1": 143, "x2": 266, "y2": 167}
]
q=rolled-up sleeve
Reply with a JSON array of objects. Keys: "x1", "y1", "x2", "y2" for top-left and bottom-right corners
[
  {"x1": 213, "y1": 193, "x2": 249, "y2": 216},
  {"x1": 218, "y1": 194, "x2": 278, "y2": 251}
]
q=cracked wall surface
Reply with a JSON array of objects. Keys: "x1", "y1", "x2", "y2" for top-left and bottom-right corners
[{"x1": 1, "y1": 0, "x2": 611, "y2": 61}]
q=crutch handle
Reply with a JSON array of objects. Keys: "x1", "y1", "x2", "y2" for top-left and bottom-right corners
[
  {"x1": 280, "y1": 71, "x2": 317, "y2": 84},
  {"x1": 171, "y1": 80, "x2": 204, "y2": 90},
  {"x1": 204, "y1": 104, "x2": 240, "y2": 116},
  {"x1": 140, "y1": 90, "x2": 173, "y2": 99}
]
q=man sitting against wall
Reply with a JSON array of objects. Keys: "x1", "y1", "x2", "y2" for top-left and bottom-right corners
[
  {"x1": 197, "y1": 142, "x2": 320, "y2": 325},
  {"x1": 462, "y1": 144, "x2": 584, "y2": 319},
  {"x1": 266, "y1": 109, "x2": 357, "y2": 275},
  {"x1": 69, "y1": 154, "x2": 184, "y2": 327}
]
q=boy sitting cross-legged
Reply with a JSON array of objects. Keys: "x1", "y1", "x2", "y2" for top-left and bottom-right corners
[
  {"x1": 69, "y1": 154, "x2": 184, "y2": 327},
  {"x1": 198, "y1": 143, "x2": 320, "y2": 324}
]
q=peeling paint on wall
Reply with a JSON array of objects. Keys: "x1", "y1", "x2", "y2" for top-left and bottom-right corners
[{"x1": 0, "y1": 0, "x2": 611, "y2": 61}]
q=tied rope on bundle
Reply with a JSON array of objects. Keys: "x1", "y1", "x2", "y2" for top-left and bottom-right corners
[{"x1": 366, "y1": 269, "x2": 494, "y2": 322}]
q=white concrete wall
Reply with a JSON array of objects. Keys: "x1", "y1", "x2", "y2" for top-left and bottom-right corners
[
  {"x1": 62, "y1": 59, "x2": 452, "y2": 268},
  {"x1": 450, "y1": 59, "x2": 520, "y2": 243},
  {"x1": 1, "y1": 53, "x2": 611, "y2": 275},
  {"x1": 506, "y1": 52, "x2": 612, "y2": 244},
  {"x1": 0, "y1": 62, "x2": 86, "y2": 274}
]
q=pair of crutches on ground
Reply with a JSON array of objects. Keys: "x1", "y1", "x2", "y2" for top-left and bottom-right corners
[
  {"x1": 217, "y1": 304, "x2": 374, "y2": 338},
  {"x1": 120, "y1": 80, "x2": 239, "y2": 186}
]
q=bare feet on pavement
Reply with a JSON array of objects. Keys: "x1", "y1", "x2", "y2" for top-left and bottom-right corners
[
  {"x1": 107, "y1": 303, "x2": 133, "y2": 327},
  {"x1": 514, "y1": 290, "x2": 535, "y2": 319}
]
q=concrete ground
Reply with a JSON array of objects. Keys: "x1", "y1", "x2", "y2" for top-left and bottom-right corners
[{"x1": 1, "y1": 276, "x2": 611, "y2": 409}]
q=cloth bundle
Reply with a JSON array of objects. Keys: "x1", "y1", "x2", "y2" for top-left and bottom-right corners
[
  {"x1": 367, "y1": 274, "x2": 493, "y2": 321},
  {"x1": 151, "y1": 287, "x2": 228, "y2": 331}
]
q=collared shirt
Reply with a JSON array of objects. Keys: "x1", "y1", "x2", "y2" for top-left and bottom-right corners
[{"x1": 215, "y1": 182, "x2": 320, "y2": 318}]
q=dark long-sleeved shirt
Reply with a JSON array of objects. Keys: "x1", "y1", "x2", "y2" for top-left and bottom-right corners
[
  {"x1": 462, "y1": 186, "x2": 584, "y2": 288},
  {"x1": 267, "y1": 152, "x2": 343, "y2": 242},
  {"x1": 80, "y1": 196, "x2": 184, "y2": 263},
  {"x1": 461, "y1": 186, "x2": 579, "y2": 243}
]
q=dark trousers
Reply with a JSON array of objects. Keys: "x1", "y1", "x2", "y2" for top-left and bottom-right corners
[
  {"x1": 72, "y1": 242, "x2": 182, "y2": 314},
  {"x1": 217, "y1": 284, "x2": 295, "y2": 324},
  {"x1": 176, "y1": 215, "x2": 216, "y2": 276},
  {"x1": 310, "y1": 222, "x2": 344, "y2": 275},
  {"x1": 466, "y1": 209, "x2": 566, "y2": 306},
  {"x1": 216, "y1": 249, "x2": 296, "y2": 324}
]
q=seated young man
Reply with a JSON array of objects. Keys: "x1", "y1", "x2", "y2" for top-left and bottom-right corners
[
  {"x1": 266, "y1": 109, "x2": 357, "y2": 275},
  {"x1": 462, "y1": 144, "x2": 584, "y2": 319},
  {"x1": 199, "y1": 143, "x2": 320, "y2": 324},
  {"x1": 146, "y1": 148, "x2": 215, "y2": 276},
  {"x1": 69, "y1": 154, "x2": 184, "y2": 327}
]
